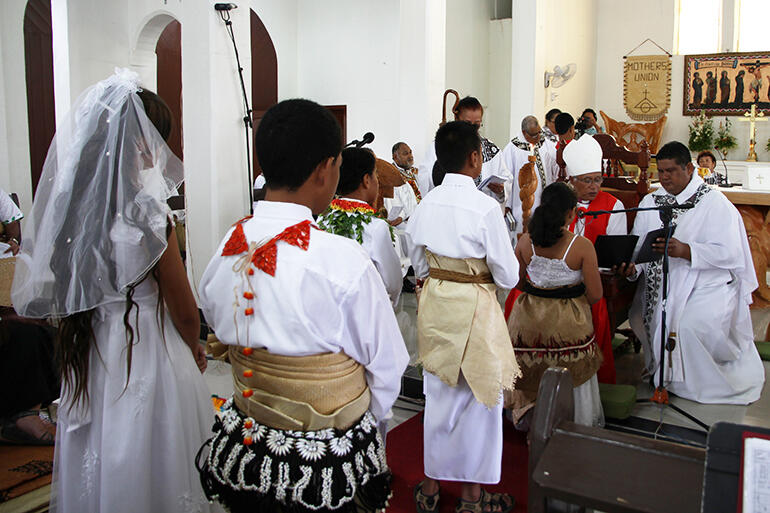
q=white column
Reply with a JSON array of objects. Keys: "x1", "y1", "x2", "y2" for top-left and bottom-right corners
[
  {"x1": 0, "y1": 0, "x2": 33, "y2": 212},
  {"x1": 181, "y1": 3, "x2": 251, "y2": 292},
  {"x1": 509, "y1": 0, "x2": 539, "y2": 135}
]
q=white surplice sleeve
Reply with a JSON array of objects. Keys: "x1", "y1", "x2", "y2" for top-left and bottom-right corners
[
  {"x1": 606, "y1": 198, "x2": 628, "y2": 236},
  {"x1": 480, "y1": 206, "x2": 518, "y2": 289},
  {"x1": 685, "y1": 195, "x2": 757, "y2": 305},
  {"x1": 368, "y1": 220, "x2": 403, "y2": 307},
  {"x1": 541, "y1": 143, "x2": 560, "y2": 184},
  {"x1": 405, "y1": 205, "x2": 429, "y2": 280},
  {"x1": 339, "y1": 263, "x2": 409, "y2": 422}
]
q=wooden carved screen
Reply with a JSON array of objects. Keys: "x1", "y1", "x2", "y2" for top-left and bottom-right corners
[{"x1": 24, "y1": 0, "x2": 56, "y2": 197}]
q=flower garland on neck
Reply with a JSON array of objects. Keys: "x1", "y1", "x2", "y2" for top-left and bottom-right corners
[{"x1": 317, "y1": 198, "x2": 394, "y2": 244}]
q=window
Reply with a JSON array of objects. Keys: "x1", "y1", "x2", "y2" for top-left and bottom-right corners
[
  {"x1": 675, "y1": 0, "x2": 722, "y2": 55},
  {"x1": 736, "y1": 0, "x2": 770, "y2": 51}
]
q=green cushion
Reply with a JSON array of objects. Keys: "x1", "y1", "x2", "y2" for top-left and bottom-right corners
[
  {"x1": 599, "y1": 383, "x2": 637, "y2": 420},
  {"x1": 755, "y1": 341, "x2": 770, "y2": 361}
]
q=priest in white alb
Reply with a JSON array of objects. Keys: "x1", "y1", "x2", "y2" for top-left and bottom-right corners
[
  {"x1": 494, "y1": 116, "x2": 559, "y2": 236},
  {"x1": 624, "y1": 141, "x2": 764, "y2": 404}
]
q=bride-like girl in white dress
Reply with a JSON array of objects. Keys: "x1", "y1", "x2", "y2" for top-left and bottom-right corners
[{"x1": 12, "y1": 69, "x2": 218, "y2": 513}]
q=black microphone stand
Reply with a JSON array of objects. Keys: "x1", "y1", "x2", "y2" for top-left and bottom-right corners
[
  {"x1": 714, "y1": 148, "x2": 734, "y2": 188},
  {"x1": 215, "y1": 5, "x2": 255, "y2": 214},
  {"x1": 580, "y1": 204, "x2": 709, "y2": 435}
]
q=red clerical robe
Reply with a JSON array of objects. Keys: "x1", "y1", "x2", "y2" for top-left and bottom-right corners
[
  {"x1": 570, "y1": 191, "x2": 622, "y2": 384},
  {"x1": 505, "y1": 191, "x2": 621, "y2": 384}
]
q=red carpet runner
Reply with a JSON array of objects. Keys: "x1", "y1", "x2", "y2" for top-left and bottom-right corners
[{"x1": 385, "y1": 412, "x2": 529, "y2": 512}]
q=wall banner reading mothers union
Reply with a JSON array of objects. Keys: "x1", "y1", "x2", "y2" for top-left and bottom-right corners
[{"x1": 624, "y1": 55, "x2": 671, "y2": 121}]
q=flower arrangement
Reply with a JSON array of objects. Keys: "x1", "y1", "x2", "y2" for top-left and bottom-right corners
[
  {"x1": 317, "y1": 199, "x2": 394, "y2": 243},
  {"x1": 713, "y1": 117, "x2": 737, "y2": 158},
  {"x1": 688, "y1": 111, "x2": 714, "y2": 153},
  {"x1": 766, "y1": 137, "x2": 770, "y2": 154}
]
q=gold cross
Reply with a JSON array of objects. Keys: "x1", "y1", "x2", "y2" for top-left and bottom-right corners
[{"x1": 738, "y1": 104, "x2": 767, "y2": 162}]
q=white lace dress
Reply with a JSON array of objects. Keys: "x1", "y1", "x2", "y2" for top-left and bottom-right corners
[
  {"x1": 52, "y1": 279, "x2": 219, "y2": 513},
  {"x1": 508, "y1": 236, "x2": 604, "y2": 427}
]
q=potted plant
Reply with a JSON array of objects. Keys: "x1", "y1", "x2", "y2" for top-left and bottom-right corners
[
  {"x1": 688, "y1": 111, "x2": 714, "y2": 153},
  {"x1": 714, "y1": 117, "x2": 737, "y2": 159}
]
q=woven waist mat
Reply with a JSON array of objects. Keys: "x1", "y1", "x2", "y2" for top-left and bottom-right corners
[{"x1": 229, "y1": 346, "x2": 370, "y2": 431}]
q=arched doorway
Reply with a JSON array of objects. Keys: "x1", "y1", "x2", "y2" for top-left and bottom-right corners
[
  {"x1": 156, "y1": 20, "x2": 183, "y2": 161},
  {"x1": 24, "y1": 0, "x2": 56, "y2": 197},
  {"x1": 250, "y1": 9, "x2": 277, "y2": 178}
]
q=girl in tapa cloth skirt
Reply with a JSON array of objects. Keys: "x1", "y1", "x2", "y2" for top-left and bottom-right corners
[{"x1": 506, "y1": 182, "x2": 605, "y2": 427}]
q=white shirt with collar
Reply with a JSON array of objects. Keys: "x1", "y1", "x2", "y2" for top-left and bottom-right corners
[
  {"x1": 405, "y1": 172, "x2": 518, "y2": 289},
  {"x1": 199, "y1": 201, "x2": 409, "y2": 422},
  {"x1": 318, "y1": 197, "x2": 402, "y2": 307}
]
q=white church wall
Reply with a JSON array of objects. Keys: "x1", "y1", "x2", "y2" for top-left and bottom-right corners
[
  {"x1": 509, "y1": 0, "x2": 539, "y2": 137},
  {"x1": 537, "y1": 0, "x2": 598, "y2": 123},
  {"x1": 508, "y1": 0, "x2": 598, "y2": 138},
  {"x1": 0, "y1": 0, "x2": 33, "y2": 213},
  {"x1": 594, "y1": 0, "x2": 756, "y2": 161},
  {"x1": 295, "y1": 0, "x2": 401, "y2": 160},
  {"x1": 397, "y1": 0, "x2": 446, "y2": 163},
  {"x1": 487, "y1": 18, "x2": 512, "y2": 147},
  {"x1": 445, "y1": 0, "x2": 494, "y2": 132}
]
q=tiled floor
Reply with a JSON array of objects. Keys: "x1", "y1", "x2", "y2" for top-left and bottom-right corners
[{"x1": 203, "y1": 290, "x2": 770, "y2": 435}]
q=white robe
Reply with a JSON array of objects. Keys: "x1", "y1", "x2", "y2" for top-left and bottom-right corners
[
  {"x1": 384, "y1": 183, "x2": 418, "y2": 277},
  {"x1": 405, "y1": 173, "x2": 518, "y2": 483},
  {"x1": 199, "y1": 201, "x2": 410, "y2": 423},
  {"x1": 318, "y1": 197, "x2": 402, "y2": 306},
  {"x1": 498, "y1": 135, "x2": 560, "y2": 236},
  {"x1": 628, "y1": 175, "x2": 765, "y2": 404}
]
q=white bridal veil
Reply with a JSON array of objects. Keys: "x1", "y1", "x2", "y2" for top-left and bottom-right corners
[{"x1": 12, "y1": 68, "x2": 184, "y2": 317}]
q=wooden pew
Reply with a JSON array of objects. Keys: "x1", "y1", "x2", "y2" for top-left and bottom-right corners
[{"x1": 528, "y1": 368, "x2": 706, "y2": 513}]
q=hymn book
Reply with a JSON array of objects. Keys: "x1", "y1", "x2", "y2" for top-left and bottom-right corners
[
  {"x1": 742, "y1": 436, "x2": 770, "y2": 513},
  {"x1": 594, "y1": 235, "x2": 638, "y2": 269},
  {"x1": 634, "y1": 226, "x2": 676, "y2": 264}
]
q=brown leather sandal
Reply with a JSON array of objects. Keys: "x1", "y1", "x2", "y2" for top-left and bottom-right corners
[
  {"x1": 414, "y1": 480, "x2": 440, "y2": 513},
  {"x1": 455, "y1": 489, "x2": 515, "y2": 513}
]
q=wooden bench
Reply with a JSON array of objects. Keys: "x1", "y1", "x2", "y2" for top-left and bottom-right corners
[{"x1": 528, "y1": 368, "x2": 706, "y2": 513}]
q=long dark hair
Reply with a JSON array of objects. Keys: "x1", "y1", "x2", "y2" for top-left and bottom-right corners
[
  {"x1": 528, "y1": 182, "x2": 577, "y2": 248},
  {"x1": 56, "y1": 89, "x2": 174, "y2": 410}
]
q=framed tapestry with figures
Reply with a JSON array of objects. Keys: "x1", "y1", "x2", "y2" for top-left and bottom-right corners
[{"x1": 683, "y1": 51, "x2": 770, "y2": 116}]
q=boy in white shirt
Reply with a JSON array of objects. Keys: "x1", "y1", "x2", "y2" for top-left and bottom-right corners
[
  {"x1": 407, "y1": 121, "x2": 519, "y2": 513},
  {"x1": 197, "y1": 99, "x2": 409, "y2": 513}
]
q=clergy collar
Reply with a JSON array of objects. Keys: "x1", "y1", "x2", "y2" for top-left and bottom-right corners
[
  {"x1": 441, "y1": 173, "x2": 476, "y2": 188},
  {"x1": 253, "y1": 200, "x2": 314, "y2": 221},
  {"x1": 653, "y1": 172, "x2": 705, "y2": 203}
]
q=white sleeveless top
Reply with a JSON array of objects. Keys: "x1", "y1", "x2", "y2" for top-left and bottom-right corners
[{"x1": 527, "y1": 234, "x2": 583, "y2": 288}]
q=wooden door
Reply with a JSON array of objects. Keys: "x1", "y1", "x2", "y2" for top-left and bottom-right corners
[
  {"x1": 156, "y1": 20, "x2": 183, "y2": 161},
  {"x1": 23, "y1": 0, "x2": 56, "y2": 197},
  {"x1": 250, "y1": 10, "x2": 277, "y2": 179}
]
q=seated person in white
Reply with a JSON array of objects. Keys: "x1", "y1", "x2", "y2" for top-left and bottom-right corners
[{"x1": 620, "y1": 141, "x2": 765, "y2": 405}]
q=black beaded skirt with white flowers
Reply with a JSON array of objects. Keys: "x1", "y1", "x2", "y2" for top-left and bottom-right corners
[{"x1": 196, "y1": 399, "x2": 392, "y2": 513}]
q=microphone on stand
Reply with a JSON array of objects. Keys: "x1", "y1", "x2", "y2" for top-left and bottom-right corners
[
  {"x1": 214, "y1": 3, "x2": 238, "y2": 10},
  {"x1": 345, "y1": 132, "x2": 375, "y2": 148},
  {"x1": 714, "y1": 148, "x2": 734, "y2": 188},
  {"x1": 658, "y1": 202, "x2": 695, "y2": 226}
]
